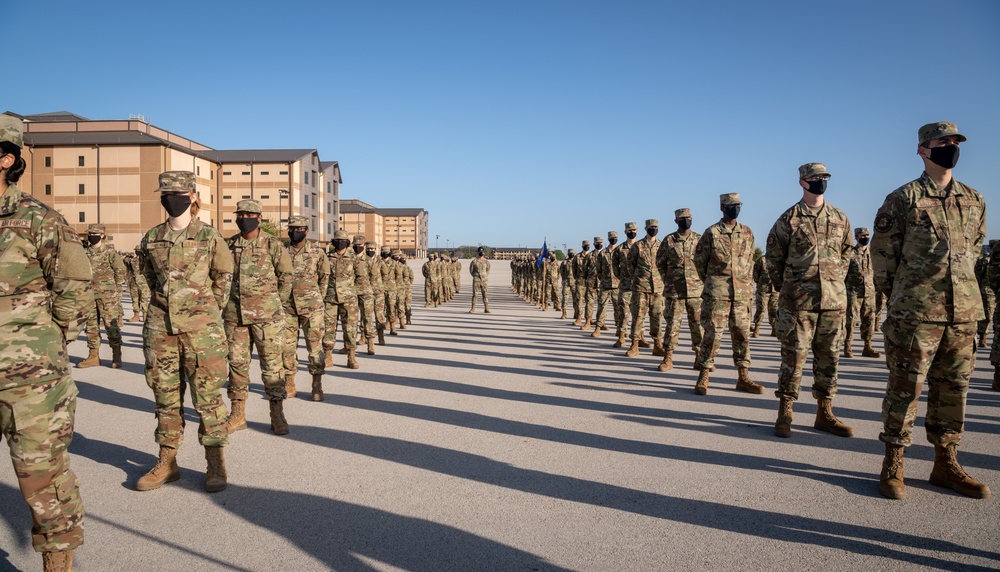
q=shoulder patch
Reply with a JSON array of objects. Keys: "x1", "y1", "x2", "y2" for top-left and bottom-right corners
[{"x1": 874, "y1": 212, "x2": 893, "y2": 234}]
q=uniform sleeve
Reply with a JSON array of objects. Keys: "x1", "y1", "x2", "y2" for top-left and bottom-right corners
[
  {"x1": 765, "y1": 217, "x2": 788, "y2": 290},
  {"x1": 693, "y1": 232, "x2": 710, "y2": 283},
  {"x1": 871, "y1": 193, "x2": 904, "y2": 297},
  {"x1": 272, "y1": 241, "x2": 294, "y2": 307},
  {"x1": 839, "y1": 214, "x2": 854, "y2": 271},
  {"x1": 354, "y1": 257, "x2": 370, "y2": 291},
  {"x1": 111, "y1": 250, "x2": 128, "y2": 291},
  {"x1": 317, "y1": 252, "x2": 331, "y2": 295},
  {"x1": 43, "y1": 213, "x2": 94, "y2": 339},
  {"x1": 655, "y1": 239, "x2": 670, "y2": 281},
  {"x1": 210, "y1": 234, "x2": 234, "y2": 310}
]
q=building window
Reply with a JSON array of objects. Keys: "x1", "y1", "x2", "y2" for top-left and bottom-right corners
[
  {"x1": 260, "y1": 195, "x2": 269, "y2": 199},
  {"x1": 210, "y1": 171, "x2": 214, "y2": 180},
  {"x1": 311, "y1": 217, "x2": 316, "y2": 231},
  {"x1": 224, "y1": 218, "x2": 232, "y2": 223},
  {"x1": 326, "y1": 182, "x2": 331, "y2": 193},
  {"x1": 260, "y1": 171, "x2": 269, "y2": 175},
  {"x1": 279, "y1": 170, "x2": 288, "y2": 175},
  {"x1": 223, "y1": 195, "x2": 232, "y2": 200},
  {"x1": 303, "y1": 171, "x2": 309, "y2": 185},
  {"x1": 241, "y1": 171, "x2": 250, "y2": 176},
  {"x1": 79, "y1": 212, "x2": 85, "y2": 222},
  {"x1": 242, "y1": 195, "x2": 251, "y2": 199},
  {"x1": 223, "y1": 171, "x2": 232, "y2": 175},
  {"x1": 78, "y1": 184, "x2": 85, "y2": 195},
  {"x1": 326, "y1": 202, "x2": 331, "y2": 214},
  {"x1": 45, "y1": 184, "x2": 51, "y2": 195},
  {"x1": 196, "y1": 166, "x2": 200, "y2": 176},
  {"x1": 327, "y1": 223, "x2": 331, "y2": 234},
  {"x1": 303, "y1": 195, "x2": 309, "y2": 208},
  {"x1": 78, "y1": 156, "x2": 85, "y2": 167},
  {"x1": 44, "y1": 157, "x2": 51, "y2": 167}
]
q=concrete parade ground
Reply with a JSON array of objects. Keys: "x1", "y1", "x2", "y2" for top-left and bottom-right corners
[{"x1": 1, "y1": 260, "x2": 998, "y2": 572}]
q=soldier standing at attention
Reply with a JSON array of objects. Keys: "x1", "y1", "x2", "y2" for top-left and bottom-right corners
[
  {"x1": 0, "y1": 116, "x2": 91, "y2": 572},
  {"x1": 401, "y1": 253, "x2": 414, "y2": 325},
  {"x1": 325, "y1": 231, "x2": 363, "y2": 369},
  {"x1": 989, "y1": 242, "x2": 1000, "y2": 391},
  {"x1": 122, "y1": 248, "x2": 140, "y2": 321},
  {"x1": 974, "y1": 240, "x2": 994, "y2": 348},
  {"x1": 541, "y1": 251, "x2": 560, "y2": 312},
  {"x1": 378, "y1": 246, "x2": 400, "y2": 336},
  {"x1": 612, "y1": 223, "x2": 638, "y2": 348},
  {"x1": 224, "y1": 200, "x2": 294, "y2": 436},
  {"x1": 127, "y1": 244, "x2": 150, "y2": 322},
  {"x1": 283, "y1": 216, "x2": 330, "y2": 401},
  {"x1": 590, "y1": 236, "x2": 615, "y2": 335},
  {"x1": 392, "y1": 250, "x2": 408, "y2": 329},
  {"x1": 366, "y1": 242, "x2": 388, "y2": 346},
  {"x1": 353, "y1": 235, "x2": 377, "y2": 355},
  {"x1": 470, "y1": 246, "x2": 491, "y2": 313},
  {"x1": 572, "y1": 241, "x2": 589, "y2": 325},
  {"x1": 657, "y1": 208, "x2": 704, "y2": 371},
  {"x1": 78, "y1": 223, "x2": 127, "y2": 369},
  {"x1": 581, "y1": 238, "x2": 600, "y2": 330},
  {"x1": 766, "y1": 164, "x2": 853, "y2": 438},
  {"x1": 560, "y1": 249, "x2": 576, "y2": 320},
  {"x1": 422, "y1": 253, "x2": 434, "y2": 307},
  {"x1": 872, "y1": 121, "x2": 990, "y2": 500},
  {"x1": 845, "y1": 227, "x2": 880, "y2": 358},
  {"x1": 693, "y1": 195, "x2": 762, "y2": 395},
  {"x1": 751, "y1": 255, "x2": 778, "y2": 337},
  {"x1": 138, "y1": 171, "x2": 232, "y2": 493},
  {"x1": 440, "y1": 254, "x2": 454, "y2": 303},
  {"x1": 625, "y1": 220, "x2": 663, "y2": 357}
]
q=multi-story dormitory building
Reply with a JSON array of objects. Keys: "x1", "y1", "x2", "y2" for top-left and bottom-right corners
[
  {"x1": 339, "y1": 199, "x2": 429, "y2": 259},
  {"x1": 3, "y1": 110, "x2": 342, "y2": 249}
]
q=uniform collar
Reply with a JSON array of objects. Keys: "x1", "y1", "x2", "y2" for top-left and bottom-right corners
[
  {"x1": 155, "y1": 217, "x2": 205, "y2": 242},
  {"x1": 0, "y1": 183, "x2": 21, "y2": 216},
  {"x1": 920, "y1": 172, "x2": 962, "y2": 198}
]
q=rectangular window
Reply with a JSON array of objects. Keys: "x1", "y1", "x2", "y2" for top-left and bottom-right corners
[
  {"x1": 327, "y1": 182, "x2": 331, "y2": 193},
  {"x1": 223, "y1": 195, "x2": 232, "y2": 200},
  {"x1": 260, "y1": 171, "x2": 269, "y2": 176},
  {"x1": 303, "y1": 195, "x2": 309, "y2": 208},
  {"x1": 210, "y1": 171, "x2": 214, "y2": 180},
  {"x1": 45, "y1": 184, "x2": 51, "y2": 195},
  {"x1": 223, "y1": 171, "x2": 232, "y2": 176},
  {"x1": 44, "y1": 157, "x2": 51, "y2": 167},
  {"x1": 78, "y1": 156, "x2": 85, "y2": 167},
  {"x1": 279, "y1": 171, "x2": 288, "y2": 175},
  {"x1": 242, "y1": 195, "x2": 251, "y2": 199},
  {"x1": 224, "y1": 218, "x2": 232, "y2": 223},
  {"x1": 79, "y1": 212, "x2": 85, "y2": 222},
  {"x1": 78, "y1": 184, "x2": 85, "y2": 195},
  {"x1": 260, "y1": 195, "x2": 269, "y2": 199},
  {"x1": 326, "y1": 202, "x2": 331, "y2": 214},
  {"x1": 241, "y1": 171, "x2": 250, "y2": 176},
  {"x1": 196, "y1": 166, "x2": 201, "y2": 176},
  {"x1": 327, "y1": 223, "x2": 331, "y2": 234},
  {"x1": 303, "y1": 172, "x2": 309, "y2": 185}
]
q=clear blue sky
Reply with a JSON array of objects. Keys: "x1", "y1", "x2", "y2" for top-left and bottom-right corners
[{"x1": 7, "y1": 0, "x2": 999, "y2": 250}]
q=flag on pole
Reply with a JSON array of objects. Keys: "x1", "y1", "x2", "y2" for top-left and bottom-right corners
[{"x1": 537, "y1": 241, "x2": 549, "y2": 267}]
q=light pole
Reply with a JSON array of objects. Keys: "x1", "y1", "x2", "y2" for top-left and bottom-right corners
[{"x1": 436, "y1": 234, "x2": 439, "y2": 250}]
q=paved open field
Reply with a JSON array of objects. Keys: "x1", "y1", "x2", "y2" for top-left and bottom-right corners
[{"x1": 1, "y1": 260, "x2": 998, "y2": 571}]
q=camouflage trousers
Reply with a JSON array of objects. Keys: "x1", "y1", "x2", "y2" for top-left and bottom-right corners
[
  {"x1": 396, "y1": 287, "x2": 407, "y2": 321},
  {"x1": 424, "y1": 281, "x2": 431, "y2": 305},
  {"x1": 752, "y1": 289, "x2": 778, "y2": 331},
  {"x1": 875, "y1": 291, "x2": 884, "y2": 323},
  {"x1": 0, "y1": 376, "x2": 84, "y2": 553},
  {"x1": 992, "y1": 301, "x2": 1000, "y2": 366},
  {"x1": 358, "y1": 291, "x2": 376, "y2": 338},
  {"x1": 283, "y1": 309, "x2": 326, "y2": 377},
  {"x1": 429, "y1": 280, "x2": 441, "y2": 305},
  {"x1": 617, "y1": 289, "x2": 633, "y2": 334},
  {"x1": 454, "y1": 277, "x2": 460, "y2": 294},
  {"x1": 629, "y1": 291, "x2": 663, "y2": 341},
  {"x1": 471, "y1": 279, "x2": 488, "y2": 310},
  {"x1": 775, "y1": 309, "x2": 843, "y2": 400},
  {"x1": 126, "y1": 275, "x2": 139, "y2": 311},
  {"x1": 595, "y1": 286, "x2": 617, "y2": 328},
  {"x1": 404, "y1": 287, "x2": 413, "y2": 315},
  {"x1": 225, "y1": 320, "x2": 287, "y2": 402},
  {"x1": 86, "y1": 296, "x2": 123, "y2": 350},
  {"x1": 583, "y1": 285, "x2": 597, "y2": 323},
  {"x1": 372, "y1": 288, "x2": 387, "y2": 329},
  {"x1": 561, "y1": 282, "x2": 574, "y2": 315},
  {"x1": 880, "y1": 317, "x2": 975, "y2": 448},
  {"x1": 541, "y1": 279, "x2": 560, "y2": 310},
  {"x1": 383, "y1": 290, "x2": 398, "y2": 326},
  {"x1": 143, "y1": 324, "x2": 229, "y2": 448},
  {"x1": 133, "y1": 278, "x2": 150, "y2": 315},
  {"x1": 845, "y1": 293, "x2": 876, "y2": 345},
  {"x1": 978, "y1": 287, "x2": 995, "y2": 339},
  {"x1": 443, "y1": 280, "x2": 454, "y2": 300},
  {"x1": 574, "y1": 284, "x2": 586, "y2": 319},
  {"x1": 663, "y1": 297, "x2": 703, "y2": 352},
  {"x1": 325, "y1": 297, "x2": 360, "y2": 352},
  {"x1": 697, "y1": 299, "x2": 751, "y2": 370}
]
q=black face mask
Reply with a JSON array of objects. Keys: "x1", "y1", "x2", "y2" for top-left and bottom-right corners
[
  {"x1": 858, "y1": 237, "x2": 870, "y2": 246},
  {"x1": 88, "y1": 235, "x2": 102, "y2": 246},
  {"x1": 594, "y1": 244, "x2": 603, "y2": 251},
  {"x1": 161, "y1": 194, "x2": 191, "y2": 217},
  {"x1": 677, "y1": 219, "x2": 691, "y2": 231},
  {"x1": 289, "y1": 231, "x2": 307, "y2": 244},
  {"x1": 928, "y1": 144, "x2": 960, "y2": 169},
  {"x1": 353, "y1": 244, "x2": 365, "y2": 254},
  {"x1": 568, "y1": 254, "x2": 575, "y2": 260},
  {"x1": 381, "y1": 252, "x2": 390, "y2": 259},
  {"x1": 332, "y1": 240, "x2": 350, "y2": 251},
  {"x1": 236, "y1": 218, "x2": 259, "y2": 234},
  {"x1": 582, "y1": 246, "x2": 590, "y2": 252},
  {"x1": 647, "y1": 228, "x2": 658, "y2": 238},
  {"x1": 625, "y1": 231, "x2": 637, "y2": 240},
  {"x1": 366, "y1": 250, "x2": 376, "y2": 257},
  {"x1": 722, "y1": 205, "x2": 741, "y2": 220},
  {"x1": 609, "y1": 238, "x2": 618, "y2": 246},
  {"x1": 806, "y1": 179, "x2": 828, "y2": 195}
]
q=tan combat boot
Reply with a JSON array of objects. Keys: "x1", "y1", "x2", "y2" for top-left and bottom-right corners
[
  {"x1": 367, "y1": 337, "x2": 376, "y2": 355},
  {"x1": 324, "y1": 349, "x2": 334, "y2": 367},
  {"x1": 751, "y1": 324, "x2": 760, "y2": 338},
  {"x1": 774, "y1": 397, "x2": 793, "y2": 438},
  {"x1": 339, "y1": 346, "x2": 350, "y2": 355},
  {"x1": 399, "y1": 316, "x2": 406, "y2": 330},
  {"x1": 591, "y1": 326, "x2": 601, "y2": 338},
  {"x1": 692, "y1": 347, "x2": 701, "y2": 370},
  {"x1": 77, "y1": 348, "x2": 101, "y2": 368},
  {"x1": 269, "y1": 400, "x2": 289, "y2": 435},
  {"x1": 389, "y1": 323, "x2": 398, "y2": 336},
  {"x1": 111, "y1": 346, "x2": 123, "y2": 369},
  {"x1": 652, "y1": 339, "x2": 665, "y2": 357},
  {"x1": 484, "y1": 302, "x2": 491, "y2": 314},
  {"x1": 735, "y1": 368, "x2": 764, "y2": 394},
  {"x1": 204, "y1": 447, "x2": 228, "y2": 493},
  {"x1": 347, "y1": 349, "x2": 359, "y2": 369},
  {"x1": 406, "y1": 312, "x2": 412, "y2": 325},
  {"x1": 695, "y1": 369, "x2": 710, "y2": 395},
  {"x1": 979, "y1": 334, "x2": 987, "y2": 348},
  {"x1": 843, "y1": 339, "x2": 854, "y2": 358},
  {"x1": 657, "y1": 351, "x2": 673, "y2": 372},
  {"x1": 879, "y1": 443, "x2": 906, "y2": 500},
  {"x1": 573, "y1": 316, "x2": 582, "y2": 326},
  {"x1": 469, "y1": 303, "x2": 476, "y2": 314},
  {"x1": 613, "y1": 330, "x2": 626, "y2": 348},
  {"x1": 311, "y1": 373, "x2": 324, "y2": 401},
  {"x1": 637, "y1": 338, "x2": 651, "y2": 349},
  {"x1": 625, "y1": 339, "x2": 639, "y2": 357},
  {"x1": 814, "y1": 398, "x2": 853, "y2": 437},
  {"x1": 284, "y1": 374, "x2": 296, "y2": 397},
  {"x1": 581, "y1": 318, "x2": 591, "y2": 330},
  {"x1": 136, "y1": 446, "x2": 180, "y2": 491},
  {"x1": 42, "y1": 550, "x2": 73, "y2": 572},
  {"x1": 560, "y1": 308, "x2": 567, "y2": 319},
  {"x1": 128, "y1": 311, "x2": 141, "y2": 322},
  {"x1": 377, "y1": 327, "x2": 386, "y2": 346},
  {"x1": 226, "y1": 399, "x2": 247, "y2": 433},
  {"x1": 862, "y1": 341, "x2": 881, "y2": 358},
  {"x1": 929, "y1": 445, "x2": 992, "y2": 499}
]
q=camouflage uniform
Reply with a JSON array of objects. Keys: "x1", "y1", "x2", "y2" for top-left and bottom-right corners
[
  {"x1": 594, "y1": 235, "x2": 618, "y2": 334},
  {"x1": 974, "y1": 246, "x2": 994, "y2": 347},
  {"x1": 613, "y1": 224, "x2": 638, "y2": 346},
  {"x1": 0, "y1": 125, "x2": 92, "y2": 560},
  {"x1": 469, "y1": 252, "x2": 491, "y2": 313},
  {"x1": 627, "y1": 222, "x2": 663, "y2": 354},
  {"x1": 581, "y1": 240, "x2": 600, "y2": 328},
  {"x1": 141, "y1": 172, "x2": 232, "y2": 488},
  {"x1": 541, "y1": 255, "x2": 560, "y2": 311},
  {"x1": 353, "y1": 235, "x2": 377, "y2": 344},
  {"x1": 325, "y1": 232, "x2": 364, "y2": 361},
  {"x1": 283, "y1": 217, "x2": 330, "y2": 385},
  {"x1": 751, "y1": 256, "x2": 778, "y2": 336},
  {"x1": 378, "y1": 247, "x2": 399, "y2": 335},
  {"x1": 393, "y1": 251, "x2": 408, "y2": 328},
  {"x1": 366, "y1": 243, "x2": 388, "y2": 342},
  {"x1": 225, "y1": 201, "x2": 293, "y2": 409},
  {"x1": 441, "y1": 255, "x2": 454, "y2": 302},
  {"x1": 402, "y1": 256, "x2": 414, "y2": 324},
  {"x1": 82, "y1": 225, "x2": 126, "y2": 366},
  {"x1": 845, "y1": 228, "x2": 879, "y2": 357},
  {"x1": 127, "y1": 245, "x2": 150, "y2": 320},
  {"x1": 422, "y1": 256, "x2": 433, "y2": 306},
  {"x1": 572, "y1": 243, "x2": 589, "y2": 324},
  {"x1": 560, "y1": 250, "x2": 576, "y2": 319},
  {"x1": 657, "y1": 210, "x2": 704, "y2": 365},
  {"x1": 989, "y1": 243, "x2": 1000, "y2": 388},
  {"x1": 451, "y1": 257, "x2": 461, "y2": 296}
]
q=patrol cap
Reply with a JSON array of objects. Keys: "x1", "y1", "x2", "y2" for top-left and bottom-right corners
[
  {"x1": 393, "y1": 250, "x2": 403, "y2": 257},
  {"x1": 594, "y1": 236, "x2": 604, "y2": 244},
  {"x1": 798, "y1": 163, "x2": 831, "y2": 179},
  {"x1": 608, "y1": 231, "x2": 618, "y2": 239},
  {"x1": 624, "y1": 222, "x2": 638, "y2": 231},
  {"x1": 333, "y1": 229, "x2": 349, "y2": 240},
  {"x1": 87, "y1": 223, "x2": 106, "y2": 235},
  {"x1": 134, "y1": 244, "x2": 141, "y2": 252},
  {"x1": 919, "y1": 121, "x2": 966, "y2": 145},
  {"x1": 235, "y1": 199, "x2": 262, "y2": 214},
  {"x1": 352, "y1": 234, "x2": 365, "y2": 245},
  {"x1": 720, "y1": 193, "x2": 741, "y2": 205},
  {"x1": 365, "y1": 241, "x2": 377, "y2": 249},
  {"x1": 381, "y1": 246, "x2": 392, "y2": 254},
  {"x1": 674, "y1": 208, "x2": 691, "y2": 219},
  {"x1": 568, "y1": 248, "x2": 576, "y2": 255},
  {"x1": 156, "y1": 171, "x2": 196, "y2": 193},
  {"x1": 287, "y1": 215, "x2": 309, "y2": 228},
  {"x1": 0, "y1": 115, "x2": 24, "y2": 148},
  {"x1": 854, "y1": 227, "x2": 870, "y2": 236},
  {"x1": 582, "y1": 239, "x2": 590, "y2": 247},
  {"x1": 645, "y1": 219, "x2": 658, "y2": 228}
]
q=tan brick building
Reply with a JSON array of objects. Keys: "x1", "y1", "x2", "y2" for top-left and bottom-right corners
[{"x1": 340, "y1": 199, "x2": 429, "y2": 258}]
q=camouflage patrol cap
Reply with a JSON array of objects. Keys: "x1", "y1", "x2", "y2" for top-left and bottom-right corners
[
  {"x1": 287, "y1": 215, "x2": 309, "y2": 228},
  {"x1": 365, "y1": 241, "x2": 377, "y2": 249},
  {"x1": 393, "y1": 250, "x2": 403, "y2": 257},
  {"x1": 156, "y1": 171, "x2": 196, "y2": 193},
  {"x1": 582, "y1": 239, "x2": 590, "y2": 247},
  {"x1": 645, "y1": 219, "x2": 658, "y2": 228},
  {"x1": 798, "y1": 163, "x2": 831, "y2": 179},
  {"x1": 235, "y1": 199, "x2": 262, "y2": 214},
  {"x1": 720, "y1": 193, "x2": 741, "y2": 205},
  {"x1": 87, "y1": 223, "x2": 106, "y2": 235},
  {"x1": 608, "y1": 231, "x2": 618, "y2": 239},
  {"x1": 333, "y1": 229, "x2": 349, "y2": 240},
  {"x1": 854, "y1": 227, "x2": 870, "y2": 236},
  {"x1": 624, "y1": 222, "x2": 638, "y2": 231},
  {"x1": 568, "y1": 248, "x2": 576, "y2": 255},
  {"x1": 594, "y1": 236, "x2": 603, "y2": 244},
  {"x1": 674, "y1": 208, "x2": 691, "y2": 219},
  {"x1": 919, "y1": 121, "x2": 966, "y2": 145},
  {"x1": 381, "y1": 246, "x2": 392, "y2": 254},
  {"x1": 0, "y1": 115, "x2": 24, "y2": 148},
  {"x1": 352, "y1": 234, "x2": 365, "y2": 245},
  {"x1": 134, "y1": 244, "x2": 141, "y2": 252}
]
